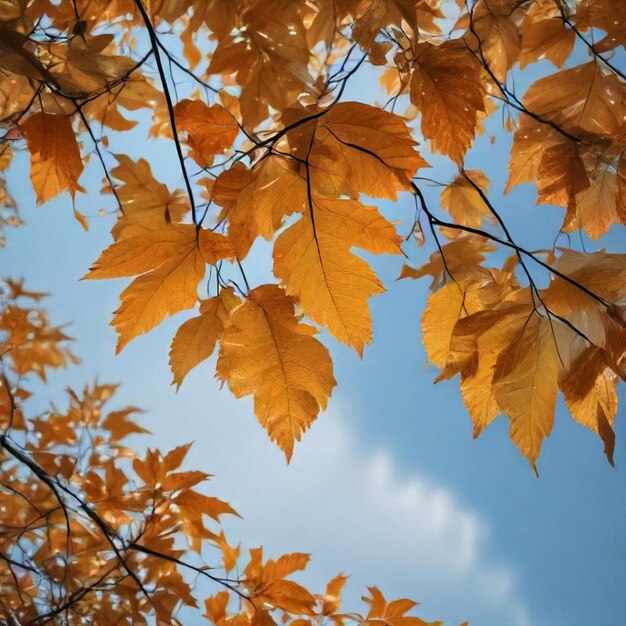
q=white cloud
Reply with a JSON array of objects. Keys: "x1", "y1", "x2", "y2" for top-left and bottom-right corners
[{"x1": 164, "y1": 388, "x2": 532, "y2": 626}]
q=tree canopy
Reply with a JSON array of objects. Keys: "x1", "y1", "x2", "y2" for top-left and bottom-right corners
[
  {"x1": 0, "y1": 280, "x2": 446, "y2": 624},
  {"x1": 0, "y1": 0, "x2": 625, "y2": 619}
]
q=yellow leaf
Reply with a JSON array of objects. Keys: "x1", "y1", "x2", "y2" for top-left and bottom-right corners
[
  {"x1": 113, "y1": 251, "x2": 205, "y2": 352},
  {"x1": 469, "y1": 0, "x2": 522, "y2": 81},
  {"x1": 274, "y1": 194, "x2": 400, "y2": 354},
  {"x1": 410, "y1": 41, "x2": 485, "y2": 164},
  {"x1": 440, "y1": 171, "x2": 491, "y2": 228},
  {"x1": 560, "y1": 347, "x2": 617, "y2": 464},
  {"x1": 174, "y1": 99, "x2": 239, "y2": 167},
  {"x1": 21, "y1": 112, "x2": 84, "y2": 204},
  {"x1": 217, "y1": 285, "x2": 335, "y2": 460},
  {"x1": 567, "y1": 168, "x2": 623, "y2": 240},
  {"x1": 505, "y1": 116, "x2": 554, "y2": 193},
  {"x1": 519, "y1": 1, "x2": 575, "y2": 68},
  {"x1": 399, "y1": 236, "x2": 495, "y2": 290},
  {"x1": 169, "y1": 287, "x2": 239, "y2": 388},
  {"x1": 523, "y1": 62, "x2": 623, "y2": 138},
  {"x1": 48, "y1": 34, "x2": 137, "y2": 95},
  {"x1": 86, "y1": 223, "x2": 203, "y2": 278},
  {"x1": 457, "y1": 302, "x2": 530, "y2": 438},
  {"x1": 212, "y1": 157, "x2": 306, "y2": 259},
  {"x1": 312, "y1": 102, "x2": 427, "y2": 200},
  {"x1": 422, "y1": 283, "x2": 469, "y2": 369},
  {"x1": 493, "y1": 314, "x2": 561, "y2": 473},
  {"x1": 86, "y1": 224, "x2": 233, "y2": 351},
  {"x1": 544, "y1": 250, "x2": 626, "y2": 311},
  {"x1": 109, "y1": 154, "x2": 189, "y2": 240},
  {"x1": 536, "y1": 140, "x2": 589, "y2": 210}
]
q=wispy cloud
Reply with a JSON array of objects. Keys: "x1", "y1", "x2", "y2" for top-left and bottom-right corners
[{"x1": 177, "y1": 396, "x2": 531, "y2": 626}]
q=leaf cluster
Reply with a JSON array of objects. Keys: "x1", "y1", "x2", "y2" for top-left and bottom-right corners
[{"x1": 0, "y1": 0, "x2": 624, "y2": 470}]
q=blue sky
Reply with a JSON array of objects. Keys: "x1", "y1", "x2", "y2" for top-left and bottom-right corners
[{"x1": 3, "y1": 46, "x2": 626, "y2": 626}]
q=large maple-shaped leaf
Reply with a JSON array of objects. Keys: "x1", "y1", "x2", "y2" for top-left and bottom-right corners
[
  {"x1": 273, "y1": 194, "x2": 401, "y2": 354},
  {"x1": 86, "y1": 224, "x2": 234, "y2": 351},
  {"x1": 216, "y1": 284, "x2": 335, "y2": 460},
  {"x1": 21, "y1": 112, "x2": 84, "y2": 203}
]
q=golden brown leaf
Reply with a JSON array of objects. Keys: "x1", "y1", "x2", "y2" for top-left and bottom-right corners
[
  {"x1": 363, "y1": 587, "x2": 439, "y2": 626},
  {"x1": 560, "y1": 347, "x2": 617, "y2": 464},
  {"x1": 440, "y1": 170, "x2": 491, "y2": 228},
  {"x1": 243, "y1": 548, "x2": 315, "y2": 614},
  {"x1": 109, "y1": 154, "x2": 189, "y2": 239},
  {"x1": 174, "y1": 99, "x2": 239, "y2": 167},
  {"x1": 274, "y1": 195, "x2": 400, "y2": 354},
  {"x1": 212, "y1": 157, "x2": 306, "y2": 259},
  {"x1": 169, "y1": 287, "x2": 239, "y2": 388},
  {"x1": 21, "y1": 112, "x2": 84, "y2": 203},
  {"x1": 410, "y1": 41, "x2": 485, "y2": 164},
  {"x1": 217, "y1": 284, "x2": 335, "y2": 460},
  {"x1": 86, "y1": 224, "x2": 234, "y2": 351},
  {"x1": 493, "y1": 314, "x2": 561, "y2": 473}
]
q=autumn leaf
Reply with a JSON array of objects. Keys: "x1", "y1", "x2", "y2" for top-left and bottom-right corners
[
  {"x1": 535, "y1": 140, "x2": 589, "y2": 210},
  {"x1": 565, "y1": 168, "x2": 624, "y2": 240},
  {"x1": 399, "y1": 236, "x2": 496, "y2": 290},
  {"x1": 493, "y1": 313, "x2": 561, "y2": 473},
  {"x1": 243, "y1": 548, "x2": 316, "y2": 614},
  {"x1": 523, "y1": 62, "x2": 623, "y2": 138},
  {"x1": 410, "y1": 40, "x2": 485, "y2": 164},
  {"x1": 559, "y1": 347, "x2": 618, "y2": 464},
  {"x1": 440, "y1": 170, "x2": 491, "y2": 228},
  {"x1": 362, "y1": 587, "x2": 440, "y2": 626},
  {"x1": 519, "y1": 1, "x2": 575, "y2": 68},
  {"x1": 85, "y1": 224, "x2": 234, "y2": 351},
  {"x1": 4, "y1": 0, "x2": 626, "y2": 474},
  {"x1": 216, "y1": 284, "x2": 335, "y2": 460},
  {"x1": 169, "y1": 286, "x2": 240, "y2": 388},
  {"x1": 109, "y1": 154, "x2": 189, "y2": 239},
  {"x1": 320, "y1": 574, "x2": 348, "y2": 616},
  {"x1": 212, "y1": 157, "x2": 306, "y2": 259},
  {"x1": 21, "y1": 112, "x2": 84, "y2": 203},
  {"x1": 274, "y1": 194, "x2": 401, "y2": 354},
  {"x1": 464, "y1": 0, "x2": 523, "y2": 81},
  {"x1": 310, "y1": 102, "x2": 427, "y2": 200},
  {"x1": 174, "y1": 99, "x2": 239, "y2": 167}
]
